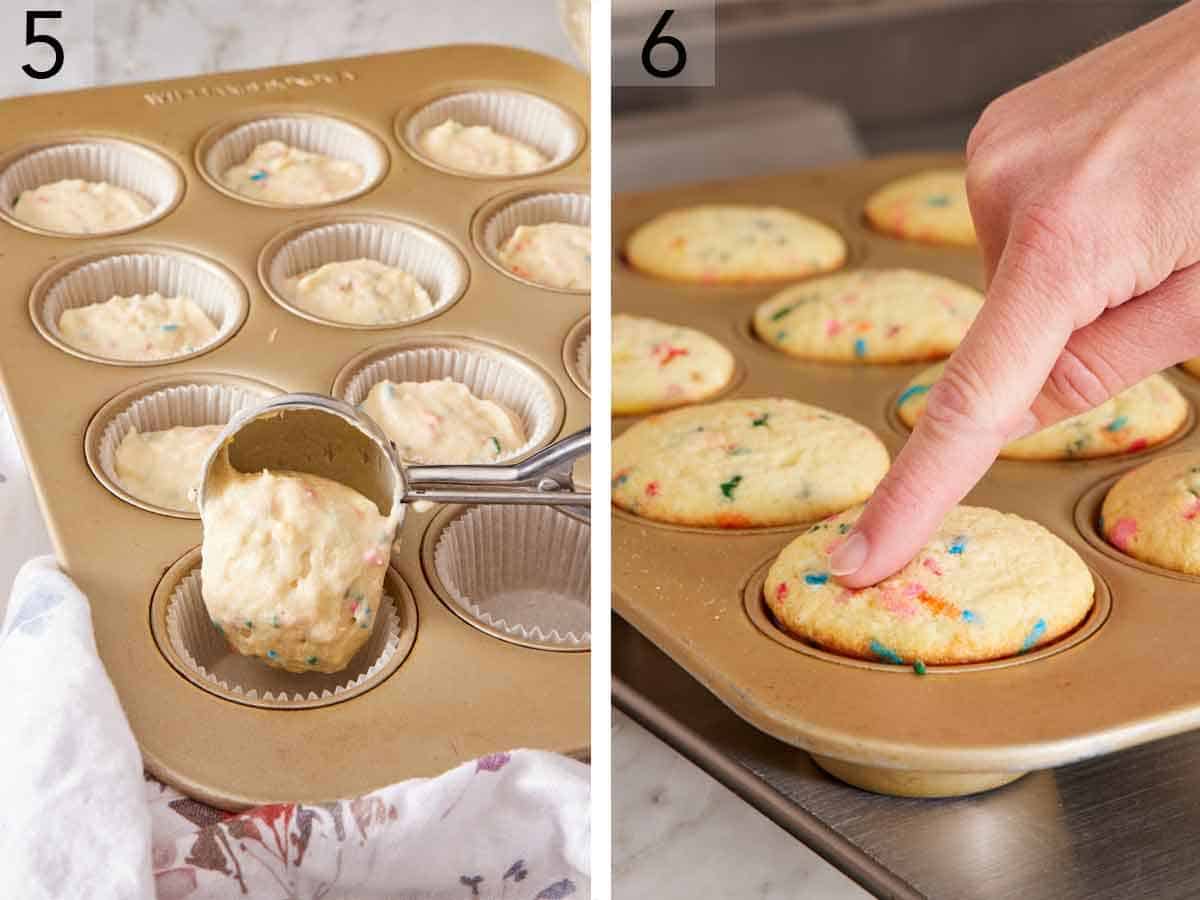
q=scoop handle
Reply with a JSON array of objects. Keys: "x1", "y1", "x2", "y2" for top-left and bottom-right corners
[{"x1": 403, "y1": 428, "x2": 590, "y2": 505}]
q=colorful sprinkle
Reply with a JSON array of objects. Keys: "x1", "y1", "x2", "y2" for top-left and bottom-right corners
[
  {"x1": 752, "y1": 413, "x2": 770, "y2": 427},
  {"x1": 1106, "y1": 416, "x2": 1128, "y2": 433},
  {"x1": 249, "y1": 170, "x2": 268, "y2": 181},
  {"x1": 1109, "y1": 517, "x2": 1138, "y2": 550},
  {"x1": 853, "y1": 338, "x2": 867, "y2": 358},
  {"x1": 612, "y1": 470, "x2": 630, "y2": 488},
  {"x1": 961, "y1": 609, "x2": 976, "y2": 623},
  {"x1": 490, "y1": 436, "x2": 502, "y2": 455},
  {"x1": 926, "y1": 193, "x2": 951, "y2": 207},
  {"x1": 1020, "y1": 618, "x2": 1047, "y2": 653},
  {"x1": 948, "y1": 536, "x2": 967, "y2": 555},
  {"x1": 719, "y1": 474, "x2": 743, "y2": 500},
  {"x1": 160, "y1": 323, "x2": 179, "y2": 332},
  {"x1": 267, "y1": 649, "x2": 278, "y2": 660},
  {"x1": 770, "y1": 302, "x2": 799, "y2": 321},
  {"x1": 913, "y1": 660, "x2": 927, "y2": 676},
  {"x1": 838, "y1": 523, "x2": 851, "y2": 535},
  {"x1": 775, "y1": 582, "x2": 789, "y2": 600},
  {"x1": 804, "y1": 572, "x2": 829, "y2": 586},
  {"x1": 922, "y1": 557, "x2": 944, "y2": 577},
  {"x1": 306, "y1": 655, "x2": 319, "y2": 666},
  {"x1": 869, "y1": 639, "x2": 904, "y2": 665},
  {"x1": 645, "y1": 481, "x2": 661, "y2": 497},
  {"x1": 897, "y1": 384, "x2": 930, "y2": 407},
  {"x1": 825, "y1": 319, "x2": 844, "y2": 337},
  {"x1": 1127, "y1": 438, "x2": 1149, "y2": 453}
]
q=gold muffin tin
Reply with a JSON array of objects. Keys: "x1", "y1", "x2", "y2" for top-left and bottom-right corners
[
  {"x1": 612, "y1": 152, "x2": 1200, "y2": 798},
  {"x1": 0, "y1": 47, "x2": 589, "y2": 810}
]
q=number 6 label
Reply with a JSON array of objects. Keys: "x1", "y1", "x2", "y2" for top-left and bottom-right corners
[
  {"x1": 615, "y1": 4, "x2": 714, "y2": 87},
  {"x1": 642, "y1": 10, "x2": 687, "y2": 79}
]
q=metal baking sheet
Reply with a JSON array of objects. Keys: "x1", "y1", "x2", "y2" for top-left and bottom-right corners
[
  {"x1": 611, "y1": 152, "x2": 1200, "y2": 788},
  {"x1": 0, "y1": 46, "x2": 590, "y2": 810}
]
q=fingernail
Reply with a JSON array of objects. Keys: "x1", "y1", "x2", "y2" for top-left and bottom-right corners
[{"x1": 829, "y1": 530, "x2": 869, "y2": 576}]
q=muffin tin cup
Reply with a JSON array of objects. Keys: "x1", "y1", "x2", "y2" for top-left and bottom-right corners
[
  {"x1": 425, "y1": 503, "x2": 591, "y2": 650},
  {"x1": 30, "y1": 247, "x2": 249, "y2": 366},
  {"x1": 85, "y1": 374, "x2": 282, "y2": 518},
  {"x1": 563, "y1": 315, "x2": 591, "y2": 396},
  {"x1": 258, "y1": 215, "x2": 470, "y2": 329},
  {"x1": 474, "y1": 188, "x2": 591, "y2": 292},
  {"x1": 399, "y1": 89, "x2": 585, "y2": 178},
  {"x1": 0, "y1": 137, "x2": 183, "y2": 238},
  {"x1": 331, "y1": 336, "x2": 565, "y2": 465},
  {"x1": 196, "y1": 111, "x2": 389, "y2": 208},
  {"x1": 152, "y1": 549, "x2": 418, "y2": 711}
]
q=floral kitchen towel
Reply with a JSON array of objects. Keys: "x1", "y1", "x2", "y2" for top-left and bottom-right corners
[{"x1": 0, "y1": 554, "x2": 590, "y2": 900}]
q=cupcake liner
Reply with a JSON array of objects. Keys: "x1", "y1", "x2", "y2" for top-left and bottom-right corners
[
  {"x1": 0, "y1": 138, "x2": 182, "y2": 236},
  {"x1": 30, "y1": 249, "x2": 248, "y2": 366},
  {"x1": 197, "y1": 113, "x2": 387, "y2": 207},
  {"x1": 401, "y1": 90, "x2": 583, "y2": 177},
  {"x1": 259, "y1": 216, "x2": 468, "y2": 329},
  {"x1": 86, "y1": 375, "x2": 281, "y2": 518},
  {"x1": 432, "y1": 504, "x2": 590, "y2": 648},
  {"x1": 562, "y1": 315, "x2": 591, "y2": 396},
  {"x1": 163, "y1": 560, "x2": 414, "y2": 709},
  {"x1": 333, "y1": 337, "x2": 564, "y2": 465},
  {"x1": 476, "y1": 190, "x2": 591, "y2": 292}
]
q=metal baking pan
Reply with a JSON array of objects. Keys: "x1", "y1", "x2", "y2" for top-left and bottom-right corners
[
  {"x1": 611, "y1": 152, "x2": 1200, "y2": 797},
  {"x1": 0, "y1": 46, "x2": 590, "y2": 810}
]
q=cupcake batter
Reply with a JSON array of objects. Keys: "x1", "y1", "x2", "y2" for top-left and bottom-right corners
[
  {"x1": 200, "y1": 450, "x2": 398, "y2": 673},
  {"x1": 361, "y1": 379, "x2": 525, "y2": 464},
  {"x1": 220, "y1": 140, "x2": 363, "y2": 204},
  {"x1": 58, "y1": 293, "x2": 217, "y2": 361},
  {"x1": 498, "y1": 223, "x2": 590, "y2": 290},
  {"x1": 418, "y1": 120, "x2": 547, "y2": 175},
  {"x1": 284, "y1": 258, "x2": 433, "y2": 325},
  {"x1": 12, "y1": 179, "x2": 152, "y2": 234},
  {"x1": 115, "y1": 424, "x2": 222, "y2": 511}
]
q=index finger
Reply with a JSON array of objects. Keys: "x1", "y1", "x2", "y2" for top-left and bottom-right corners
[{"x1": 830, "y1": 246, "x2": 1074, "y2": 586}]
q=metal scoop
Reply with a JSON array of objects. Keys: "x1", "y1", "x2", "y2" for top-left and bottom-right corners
[{"x1": 197, "y1": 393, "x2": 589, "y2": 519}]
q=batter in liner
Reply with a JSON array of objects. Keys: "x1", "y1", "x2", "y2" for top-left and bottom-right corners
[
  {"x1": 200, "y1": 448, "x2": 399, "y2": 673},
  {"x1": 418, "y1": 120, "x2": 547, "y2": 175},
  {"x1": 498, "y1": 223, "x2": 590, "y2": 290},
  {"x1": 58, "y1": 293, "x2": 218, "y2": 361},
  {"x1": 361, "y1": 379, "x2": 526, "y2": 464},
  {"x1": 221, "y1": 140, "x2": 363, "y2": 204},
  {"x1": 115, "y1": 424, "x2": 222, "y2": 511},
  {"x1": 13, "y1": 179, "x2": 152, "y2": 234},
  {"x1": 283, "y1": 258, "x2": 433, "y2": 325}
]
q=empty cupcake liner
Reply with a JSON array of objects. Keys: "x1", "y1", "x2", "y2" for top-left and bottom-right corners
[
  {"x1": 562, "y1": 315, "x2": 591, "y2": 396},
  {"x1": 197, "y1": 113, "x2": 388, "y2": 207},
  {"x1": 431, "y1": 504, "x2": 590, "y2": 649},
  {"x1": 86, "y1": 375, "x2": 281, "y2": 518},
  {"x1": 30, "y1": 249, "x2": 248, "y2": 366},
  {"x1": 0, "y1": 138, "x2": 183, "y2": 237},
  {"x1": 400, "y1": 90, "x2": 584, "y2": 177},
  {"x1": 476, "y1": 190, "x2": 591, "y2": 292},
  {"x1": 332, "y1": 337, "x2": 564, "y2": 465},
  {"x1": 159, "y1": 556, "x2": 416, "y2": 710},
  {"x1": 259, "y1": 216, "x2": 469, "y2": 329}
]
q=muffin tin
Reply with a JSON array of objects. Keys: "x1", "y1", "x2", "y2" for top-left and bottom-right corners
[
  {"x1": 612, "y1": 152, "x2": 1200, "y2": 797},
  {"x1": 0, "y1": 47, "x2": 589, "y2": 810}
]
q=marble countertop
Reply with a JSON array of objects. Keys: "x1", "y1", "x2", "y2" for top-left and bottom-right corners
[{"x1": 0, "y1": 0, "x2": 580, "y2": 100}]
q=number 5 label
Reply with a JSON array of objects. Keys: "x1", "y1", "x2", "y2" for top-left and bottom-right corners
[{"x1": 23, "y1": 10, "x2": 65, "y2": 80}]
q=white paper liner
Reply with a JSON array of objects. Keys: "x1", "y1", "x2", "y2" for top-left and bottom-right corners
[
  {"x1": 336, "y1": 342, "x2": 560, "y2": 464},
  {"x1": 166, "y1": 565, "x2": 404, "y2": 706},
  {"x1": 434, "y1": 505, "x2": 590, "y2": 647},
  {"x1": 91, "y1": 380, "x2": 278, "y2": 516},
  {"x1": 478, "y1": 191, "x2": 591, "y2": 292},
  {"x1": 33, "y1": 250, "x2": 247, "y2": 364},
  {"x1": 199, "y1": 114, "x2": 386, "y2": 206},
  {"x1": 575, "y1": 333, "x2": 592, "y2": 392},
  {"x1": 262, "y1": 219, "x2": 467, "y2": 327},
  {"x1": 0, "y1": 139, "x2": 181, "y2": 235},
  {"x1": 402, "y1": 90, "x2": 582, "y2": 176}
]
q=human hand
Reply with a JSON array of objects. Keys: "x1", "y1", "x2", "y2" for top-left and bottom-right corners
[{"x1": 832, "y1": 0, "x2": 1200, "y2": 586}]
